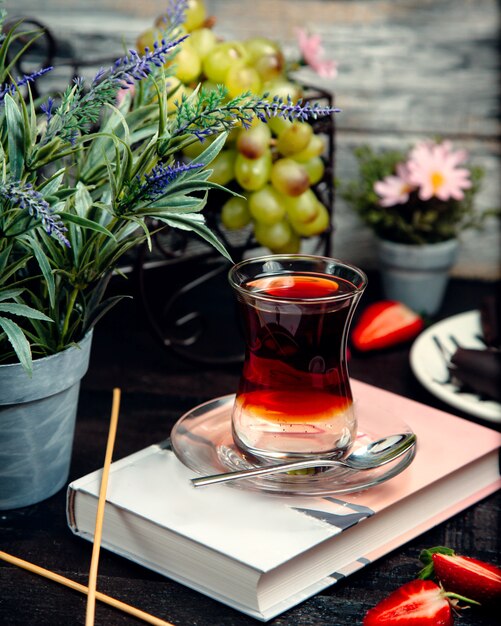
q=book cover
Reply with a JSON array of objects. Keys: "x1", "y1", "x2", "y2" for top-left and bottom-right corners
[{"x1": 67, "y1": 380, "x2": 501, "y2": 621}]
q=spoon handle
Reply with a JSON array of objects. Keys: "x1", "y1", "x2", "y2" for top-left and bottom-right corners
[
  {"x1": 191, "y1": 458, "x2": 347, "y2": 487},
  {"x1": 191, "y1": 432, "x2": 417, "y2": 488}
]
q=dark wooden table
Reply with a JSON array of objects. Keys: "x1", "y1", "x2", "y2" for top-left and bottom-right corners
[{"x1": 1, "y1": 258, "x2": 500, "y2": 625}]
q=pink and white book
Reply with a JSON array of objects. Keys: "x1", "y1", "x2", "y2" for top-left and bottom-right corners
[{"x1": 67, "y1": 380, "x2": 501, "y2": 621}]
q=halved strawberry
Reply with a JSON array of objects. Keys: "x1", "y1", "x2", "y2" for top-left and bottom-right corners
[
  {"x1": 431, "y1": 552, "x2": 501, "y2": 604},
  {"x1": 363, "y1": 580, "x2": 453, "y2": 625},
  {"x1": 351, "y1": 300, "x2": 424, "y2": 352}
]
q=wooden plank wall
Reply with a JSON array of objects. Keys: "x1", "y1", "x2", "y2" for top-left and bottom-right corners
[{"x1": 5, "y1": 0, "x2": 500, "y2": 279}]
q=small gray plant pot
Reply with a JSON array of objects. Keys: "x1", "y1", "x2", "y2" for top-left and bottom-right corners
[
  {"x1": 376, "y1": 238, "x2": 459, "y2": 316},
  {"x1": 0, "y1": 331, "x2": 93, "y2": 510}
]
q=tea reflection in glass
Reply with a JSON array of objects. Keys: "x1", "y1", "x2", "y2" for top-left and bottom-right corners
[{"x1": 228, "y1": 255, "x2": 367, "y2": 462}]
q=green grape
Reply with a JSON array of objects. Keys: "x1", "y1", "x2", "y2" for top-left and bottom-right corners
[
  {"x1": 184, "y1": 0, "x2": 207, "y2": 32},
  {"x1": 254, "y1": 219, "x2": 293, "y2": 249},
  {"x1": 226, "y1": 64, "x2": 261, "y2": 99},
  {"x1": 290, "y1": 202, "x2": 330, "y2": 236},
  {"x1": 226, "y1": 126, "x2": 241, "y2": 144},
  {"x1": 283, "y1": 189, "x2": 319, "y2": 223},
  {"x1": 244, "y1": 37, "x2": 286, "y2": 82},
  {"x1": 292, "y1": 134, "x2": 326, "y2": 162},
  {"x1": 199, "y1": 79, "x2": 219, "y2": 94},
  {"x1": 136, "y1": 27, "x2": 163, "y2": 55},
  {"x1": 255, "y1": 52, "x2": 286, "y2": 82},
  {"x1": 208, "y1": 149, "x2": 236, "y2": 185},
  {"x1": 302, "y1": 156, "x2": 325, "y2": 185},
  {"x1": 221, "y1": 196, "x2": 251, "y2": 230},
  {"x1": 172, "y1": 40, "x2": 202, "y2": 84},
  {"x1": 202, "y1": 41, "x2": 249, "y2": 84},
  {"x1": 270, "y1": 158, "x2": 310, "y2": 197},
  {"x1": 248, "y1": 185, "x2": 286, "y2": 225},
  {"x1": 235, "y1": 151, "x2": 272, "y2": 191},
  {"x1": 236, "y1": 123, "x2": 271, "y2": 159},
  {"x1": 244, "y1": 37, "x2": 281, "y2": 63},
  {"x1": 189, "y1": 27, "x2": 217, "y2": 60},
  {"x1": 267, "y1": 116, "x2": 292, "y2": 137},
  {"x1": 269, "y1": 229, "x2": 301, "y2": 254},
  {"x1": 276, "y1": 121, "x2": 313, "y2": 157},
  {"x1": 262, "y1": 79, "x2": 303, "y2": 103}
]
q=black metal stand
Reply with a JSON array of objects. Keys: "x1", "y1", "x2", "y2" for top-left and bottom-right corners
[{"x1": 134, "y1": 86, "x2": 336, "y2": 364}]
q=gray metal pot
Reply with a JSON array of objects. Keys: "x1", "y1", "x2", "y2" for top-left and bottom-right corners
[
  {"x1": 0, "y1": 331, "x2": 93, "y2": 510},
  {"x1": 376, "y1": 238, "x2": 459, "y2": 315}
]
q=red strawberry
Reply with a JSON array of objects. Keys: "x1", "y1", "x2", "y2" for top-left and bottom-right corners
[
  {"x1": 363, "y1": 580, "x2": 453, "y2": 625},
  {"x1": 432, "y1": 552, "x2": 501, "y2": 604},
  {"x1": 351, "y1": 300, "x2": 424, "y2": 352}
]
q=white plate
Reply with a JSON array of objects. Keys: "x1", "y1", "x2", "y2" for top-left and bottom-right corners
[{"x1": 410, "y1": 311, "x2": 501, "y2": 423}]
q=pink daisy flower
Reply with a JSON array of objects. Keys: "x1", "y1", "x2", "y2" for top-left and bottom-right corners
[
  {"x1": 406, "y1": 141, "x2": 472, "y2": 202},
  {"x1": 295, "y1": 28, "x2": 338, "y2": 78},
  {"x1": 374, "y1": 163, "x2": 413, "y2": 207}
]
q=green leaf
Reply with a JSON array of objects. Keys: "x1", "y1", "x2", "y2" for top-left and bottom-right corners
[
  {"x1": 155, "y1": 214, "x2": 232, "y2": 262},
  {"x1": 145, "y1": 195, "x2": 205, "y2": 212},
  {"x1": 418, "y1": 546, "x2": 456, "y2": 580},
  {"x1": 27, "y1": 85, "x2": 38, "y2": 147},
  {"x1": 82, "y1": 273, "x2": 112, "y2": 327},
  {"x1": 4, "y1": 94, "x2": 25, "y2": 179},
  {"x1": 74, "y1": 182, "x2": 94, "y2": 217},
  {"x1": 83, "y1": 295, "x2": 131, "y2": 333},
  {"x1": 0, "y1": 243, "x2": 13, "y2": 276},
  {"x1": 61, "y1": 213, "x2": 116, "y2": 239},
  {"x1": 0, "y1": 302, "x2": 53, "y2": 321},
  {"x1": 0, "y1": 288, "x2": 24, "y2": 302},
  {"x1": 38, "y1": 169, "x2": 66, "y2": 198},
  {"x1": 189, "y1": 132, "x2": 227, "y2": 167},
  {"x1": 29, "y1": 236, "x2": 56, "y2": 308},
  {"x1": 129, "y1": 136, "x2": 158, "y2": 182},
  {"x1": 81, "y1": 105, "x2": 157, "y2": 181},
  {"x1": 0, "y1": 253, "x2": 30, "y2": 286},
  {"x1": 0, "y1": 315, "x2": 32, "y2": 375},
  {"x1": 0, "y1": 23, "x2": 45, "y2": 82}
]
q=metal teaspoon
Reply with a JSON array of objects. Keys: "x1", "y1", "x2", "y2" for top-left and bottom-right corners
[{"x1": 191, "y1": 432, "x2": 417, "y2": 487}]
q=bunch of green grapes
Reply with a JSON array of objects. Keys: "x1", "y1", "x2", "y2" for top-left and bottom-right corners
[
  {"x1": 218, "y1": 117, "x2": 329, "y2": 253},
  {"x1": 136, "y1": 0, "x2": 331, "y2": 253}
]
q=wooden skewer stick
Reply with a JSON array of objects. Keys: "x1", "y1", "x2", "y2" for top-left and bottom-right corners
[
  {"x1": 86, "y1": 386, "x2": 121, "y2": 626},
  {"x1": 0, "y1": 551, "x2": 175, "y2": 626}
]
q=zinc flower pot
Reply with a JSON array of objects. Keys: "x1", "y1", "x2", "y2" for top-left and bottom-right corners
[
  {"x1": 0, "y1": 331, "x2": 93, "y2": 510},
  {"x1": 376, "y1": 238, "x2": 459, "y2": 316}
]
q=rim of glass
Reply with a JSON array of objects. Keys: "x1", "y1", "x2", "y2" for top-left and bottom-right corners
[{"x1": 228, "y1": 254, "x2": 368, "y2": 304}]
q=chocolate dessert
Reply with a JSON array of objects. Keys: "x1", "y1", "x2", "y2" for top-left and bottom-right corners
[
  {"x1": 448, "y1": 347, "x2": 501, "y2": 402},
  {"x1": 447, "y1": 296, "x2": 501, "y2": 403},
  {"x1": 480, "y1": 296, "x2": 500, "y2": 349}
]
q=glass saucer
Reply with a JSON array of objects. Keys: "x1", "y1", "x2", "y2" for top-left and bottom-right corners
[{"x1": 170, "y1": 394, "x2": 416, "y2": 496}]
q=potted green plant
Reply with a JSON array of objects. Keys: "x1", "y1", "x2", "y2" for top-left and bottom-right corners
[
  {"x1": 342, "y1": 141, "x2": 493, "y2": 315},
  {"x1": 0, "y1": 2, "x2": 336, "y2": 509}
]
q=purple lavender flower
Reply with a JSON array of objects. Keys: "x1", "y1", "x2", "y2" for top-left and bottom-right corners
[
  {"x1": 166, "y1": 0, "x2": 189, "y2": 28},
  {"x1": 262, "y1": 95, "x2": 341, "y2": 122},
  {"x1": 40, "y1": 96, "x2": 55, "y2": 123},
  {"x1": 133, "y1": 161, "x2": 203, "y2": 204},
  {"x1": 1, "y1": 181, "x2": 70, "y2": 247},
  {"x1": 0, "y1": 66, "x2": 53, "y2": 103},
  {"x1": 155, "y1": 0, "x2": 189, "y2": 30},
  {"x1": 43, "y1": 35, "x2": 187, "y2": 145},
  {"x1": 104, "y1": 36, "x2": 188, "y2": 88},
  {"x1": 173, "y1": 89, "x2": 340, "y2": 140}
]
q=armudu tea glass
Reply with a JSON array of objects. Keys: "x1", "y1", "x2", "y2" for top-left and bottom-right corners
[{"x1": 228, "y1": 254, "x2": 367, "y2": 462}]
